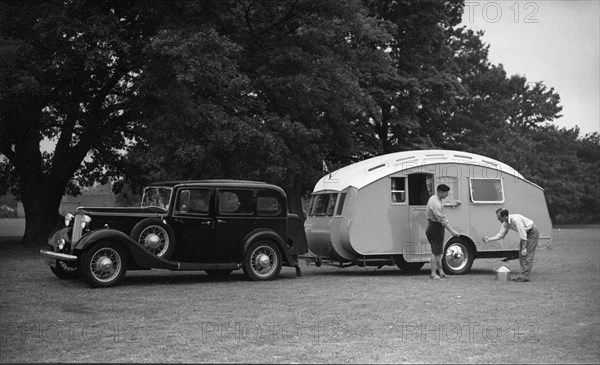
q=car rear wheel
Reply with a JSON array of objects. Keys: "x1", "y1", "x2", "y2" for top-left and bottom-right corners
[
  {"x1": 243, "y1": 240, "x2": 282, "y2": 281},
  {"x1": 81, "y1": 241, "x2": 127, "y2": 288},
  {"x1": 442, "y1": 237, "x2": 474, "y2": 275},
  {"x1": 130, "y1": 218, "x2": 175, "y2": 259}
]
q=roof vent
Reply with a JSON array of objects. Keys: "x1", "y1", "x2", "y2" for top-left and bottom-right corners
[{"x1": 368, "y1": 163, "x2": 386, "y2": 172}]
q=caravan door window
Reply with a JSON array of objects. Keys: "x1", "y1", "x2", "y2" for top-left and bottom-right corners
[
  {"x1": 408, "y1": 173, "x2": 434, "y2": 205},
  {"x1": 470, "y1": 178, "x2": 505, "y2": 203}
]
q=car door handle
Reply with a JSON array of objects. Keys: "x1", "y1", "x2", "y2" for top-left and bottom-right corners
[
  {"x1": 217, "y1": 219, "x2": 226, "y2": 224},
  {"x1": 200, "y1": 221, "x2": 211, "y2": 225}
]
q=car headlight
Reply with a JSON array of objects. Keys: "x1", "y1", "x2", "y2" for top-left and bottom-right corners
[
  {"x1": 57, "y1": 238, "x2": 66, "y2": 250},
  {"x1": 81, "y1": 215, "x2": 92, "y2": 229},
  {"x1": 64, "y1": 213, "x2": 74, "y2": 227}
]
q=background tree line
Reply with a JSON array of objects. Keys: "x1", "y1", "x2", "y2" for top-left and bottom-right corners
[{"x1": 1, "y1": 0, "x2": 598, "y2": 245}]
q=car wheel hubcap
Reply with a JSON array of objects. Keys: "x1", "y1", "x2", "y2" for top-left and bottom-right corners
[
  {"x1": 257, "y1": 254, "x2": 270, "y2": 268},
  {"x1": 145, "y1": 234, "x2": 161, "y2": 249},
  {"x1": 98, "y1": 257, "x2": 113, "y2": 272},
  {"x1": 445, "y1": 244, "x2": 468, "y2": 271}
]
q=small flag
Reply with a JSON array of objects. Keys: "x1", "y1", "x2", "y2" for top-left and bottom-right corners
[{"x1": 322, "y1": 160, "x2": 331, "y2": 178}]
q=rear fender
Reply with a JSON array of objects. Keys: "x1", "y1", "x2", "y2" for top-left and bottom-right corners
[
  {"x1": 74, "y1": 228, "x2": 178, "y2": 270},
  {"x1": 287, "y1": 213, "x2": 308, "y2": 256},
  {"x1": 243, "y1": 229, "x2": 297, "y2": 266}
]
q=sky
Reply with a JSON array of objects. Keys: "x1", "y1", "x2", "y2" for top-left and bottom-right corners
[{"x1": 460, "y1": 0, "x2": 600, "y2": 135}]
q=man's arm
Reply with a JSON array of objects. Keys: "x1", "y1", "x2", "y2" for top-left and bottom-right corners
[
  {"x1": 444, "y1": 223, "x2": 461, "y2": 237},
  {"x1": 483, "y1": 224, "x2": 509, "y2": 243}
]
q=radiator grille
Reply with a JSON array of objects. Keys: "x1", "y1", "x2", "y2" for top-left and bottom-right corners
[{"x1": 72, "y1": 214, "x2": 83, "y2": 245}]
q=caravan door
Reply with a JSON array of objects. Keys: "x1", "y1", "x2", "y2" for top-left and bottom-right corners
[{"x1": 406, "y1": 173, "x2": 434, "y2": 262}]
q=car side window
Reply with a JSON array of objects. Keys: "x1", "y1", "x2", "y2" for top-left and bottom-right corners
[
  {"x1": 176, "y1": 189, "x2": 210, "y2": 215},
  {"x1": 257, "y1": 191, "x2": 282, "y2": 216},
  {"x1": 218, "y1": 190, "x2": 254, "y2": 215}
]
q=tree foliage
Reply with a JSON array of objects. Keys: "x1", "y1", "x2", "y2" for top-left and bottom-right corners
[{"x1": 1, "y1": 0, "x2": 598, "y2": 245}]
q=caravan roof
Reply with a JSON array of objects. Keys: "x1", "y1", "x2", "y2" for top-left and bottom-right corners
[{"x1": 314, "y1": 150, "x2": 525, "y2": 192}]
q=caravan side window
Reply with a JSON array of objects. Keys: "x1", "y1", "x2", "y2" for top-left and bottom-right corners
[
  {"x1": 336, "y1": 193, "x2": 346, "y2": 215},
  {"x1": 470, "y1": 178, "x2": 505, "y2": 203},
  {"x1": 391, "y1": 177, "x2": 406, "y2": 203}
]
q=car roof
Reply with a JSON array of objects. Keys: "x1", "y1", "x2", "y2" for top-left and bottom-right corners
[{"x1": 146, "y1": 180, "x2": 286, "y2": 195}]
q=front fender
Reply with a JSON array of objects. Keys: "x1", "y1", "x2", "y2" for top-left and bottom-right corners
[
  {"x1": 74, "y1": 228, "x2": 178, "y2": 270},
  {"x1": 242, "y1": 229, "x2": 297, "y2": 266}
]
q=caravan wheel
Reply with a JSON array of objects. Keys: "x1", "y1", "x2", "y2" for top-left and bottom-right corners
[{"x1": 442, "y1": 238, "x2": 474, "y2": 275}]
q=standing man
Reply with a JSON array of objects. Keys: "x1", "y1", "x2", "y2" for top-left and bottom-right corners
[
  {"x1": 426, "y1": 184, "x2": 461, "y2": 279},
  {"x1": 483, "y1": 208, "x2": 539, "y2": 282}
]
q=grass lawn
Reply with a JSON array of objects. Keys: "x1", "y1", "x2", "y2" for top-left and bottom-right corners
[{"x1": 0, "y1": 219, "x2": 598, "y2": 363}]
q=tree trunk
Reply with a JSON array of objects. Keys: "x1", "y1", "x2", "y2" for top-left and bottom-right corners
[
  {"x1": 286, "y1": 180, "x2": 307, "y2": 222},
  {"x1": 19, "y1": 186, "x2": 64, "y2": 246}
]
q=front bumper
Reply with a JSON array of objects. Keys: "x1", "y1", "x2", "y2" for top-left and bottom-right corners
[{"x1": 40, "y1": 249, "x2": 78, "y2": 261}]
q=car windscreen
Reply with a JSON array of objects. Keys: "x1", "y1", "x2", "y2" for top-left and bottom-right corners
[{"x1": 141, "y1": 186, "x2": 173, "y2": 211}]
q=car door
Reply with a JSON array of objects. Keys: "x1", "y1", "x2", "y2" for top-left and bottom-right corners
[
  {"x1": 213, "y1": 188, "x2": 256, "y2": 263},
  {"x1": 169, "y1": 187, "x2": 216, "y2": 263}
]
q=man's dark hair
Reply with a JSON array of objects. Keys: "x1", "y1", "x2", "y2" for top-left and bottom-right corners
[
  {"x1": 437, "y1": 184, "x2": 450, "y2": 192},
  {"x1": 496, "y1": 208, "x2": 509, "y2": 217}
]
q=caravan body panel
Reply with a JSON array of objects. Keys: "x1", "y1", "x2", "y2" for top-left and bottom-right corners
[{"x1": 305, "y1": 150, "x2": 552, "y2": 265}]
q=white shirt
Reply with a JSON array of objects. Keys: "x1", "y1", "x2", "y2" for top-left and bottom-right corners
[{"x1": 489, "y1": 214, "x2": 534, "y2": 241}]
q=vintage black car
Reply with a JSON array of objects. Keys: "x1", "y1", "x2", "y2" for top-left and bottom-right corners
[{"x1": 40, "y1": 180, "x2": 308, "y2": 287}]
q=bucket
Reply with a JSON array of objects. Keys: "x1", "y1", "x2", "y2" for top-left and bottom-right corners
[{"x1": 495, "y1": 266, "x2": 511, "y2": 281}]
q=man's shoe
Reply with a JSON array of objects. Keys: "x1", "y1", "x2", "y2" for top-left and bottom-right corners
[
  {"x1": 431, "y1": 275, "x2": 441, "y2": 279},
  {"x1": 513, "y1": 277, "x2": 529, "y2": 282}
]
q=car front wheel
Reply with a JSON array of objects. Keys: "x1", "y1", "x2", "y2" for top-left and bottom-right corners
[
  {"x1": 81, "y1": 241, "x2": 127, "y2": 288},
  {"x1": 243, "y1": 240, "x2": 282, "y2": 281}
]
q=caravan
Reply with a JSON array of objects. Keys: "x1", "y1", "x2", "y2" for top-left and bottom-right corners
[{"x1": 304, "y1": 150, "x2": 552, "y2": 274}]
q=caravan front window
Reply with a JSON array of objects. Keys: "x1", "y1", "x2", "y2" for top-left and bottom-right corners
[
  {"x1": 470, "y1": 178, "x2": 505, "y2": 203},
  {"x1": 309, "y1": 193, "x2": 339, "y2": 216}
]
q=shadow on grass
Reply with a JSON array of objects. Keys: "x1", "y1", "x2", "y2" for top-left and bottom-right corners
[
  {"x1": 300, "y1": 266, "x2": 496, "y2": 277},
  {"x1": 98, "y1": 268, "x2": 305, "y2": 288}
]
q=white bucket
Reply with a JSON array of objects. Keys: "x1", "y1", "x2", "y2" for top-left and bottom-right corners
[{"x1": 495, "y1": 266, "x2": 512, "y2": 281}]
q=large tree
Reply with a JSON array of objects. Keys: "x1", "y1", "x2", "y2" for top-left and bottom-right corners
[
  {"x1": 360, "y1": 0, "x2": 466, "y2": 153},
  {"x1": 119, "y1": 0, "x2": 398, "y2": 215},
  {"x1": 0, "y1": 0, "x2": 174, "y2": 244}
]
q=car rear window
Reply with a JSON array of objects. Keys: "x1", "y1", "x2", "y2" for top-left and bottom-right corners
[{"x1": 257, "y1": 196, "x2": 282, "y2": 216}]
